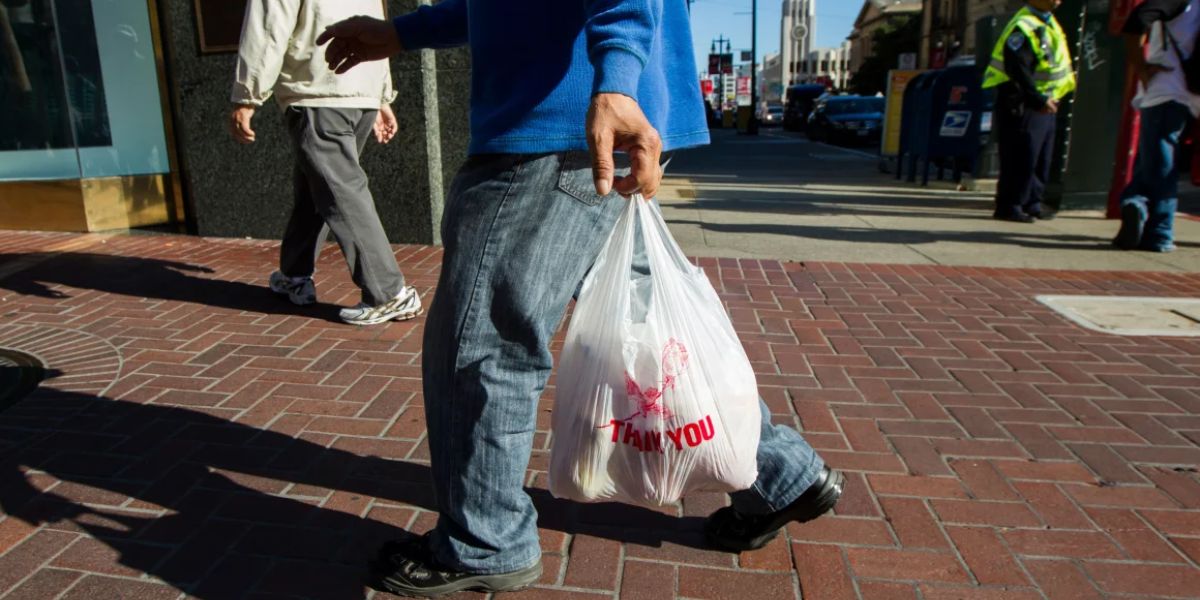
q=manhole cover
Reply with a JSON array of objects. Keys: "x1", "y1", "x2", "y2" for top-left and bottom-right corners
[
  {"x1": 1037, "y1": 296, "x2": 1200, "y2": 337},
  {"x1": 0, "y1": 348, "x2": 46, "y2": 412}
]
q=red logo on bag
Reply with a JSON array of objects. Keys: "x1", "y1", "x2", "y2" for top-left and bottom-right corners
[
  {"x1": 623, "y1": 338, "x2": 689, "y2": 421},
  {"x1": 601, "y1": 339, "x2": 716, "y2": 453}
]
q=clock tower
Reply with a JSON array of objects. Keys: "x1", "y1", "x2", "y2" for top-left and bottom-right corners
[{"x1": 779, "y1": 0, "x2": 816, "y2": 85}]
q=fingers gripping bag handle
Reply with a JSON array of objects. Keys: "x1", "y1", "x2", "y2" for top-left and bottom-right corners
[{"x1": 550, "y1": 195, "x2": 761, "y2": 507}]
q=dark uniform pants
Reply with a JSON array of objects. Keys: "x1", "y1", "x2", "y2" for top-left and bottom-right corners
[{"x1": 995, "y1": 104, "x2": 1056, "y2": 218}]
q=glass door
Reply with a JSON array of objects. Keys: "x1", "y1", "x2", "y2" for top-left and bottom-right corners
[{"x1": 0, "y1": 0, "x2": 169, "y2": 182}]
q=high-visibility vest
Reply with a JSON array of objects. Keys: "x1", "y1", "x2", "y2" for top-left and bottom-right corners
[{"x1": 982, "y1": 6, "x2": 1077, "y2": 100}]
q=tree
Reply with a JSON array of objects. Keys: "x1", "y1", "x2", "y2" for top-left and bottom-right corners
[{"x1": 849, "y1": 16, "x2": 921, "y2": 96}]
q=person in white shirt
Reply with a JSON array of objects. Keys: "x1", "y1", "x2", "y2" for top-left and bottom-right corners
[
  {"x1": 228, "y1": 0, "x2": 422, "y2": 325},
  {"x1": 1114, "y1": 0, "x2": 1199, "y2": 253}
]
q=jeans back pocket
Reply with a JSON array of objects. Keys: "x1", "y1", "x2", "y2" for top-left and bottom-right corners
[{"x1": 557, "y1": 151, "x2": 626, "y2": 206}]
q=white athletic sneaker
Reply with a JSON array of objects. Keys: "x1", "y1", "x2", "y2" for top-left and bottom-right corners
[
  {"x1": 269, "y1": 271, "x2": 317, "y2": 306},
  {"x1": 339, "y1": 286, "x2": 423, "y2": 326}
]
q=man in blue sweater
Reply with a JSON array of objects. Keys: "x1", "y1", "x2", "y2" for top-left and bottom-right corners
[{"x1": 319, "y1": 2, "x2": 841, "y2": 596}]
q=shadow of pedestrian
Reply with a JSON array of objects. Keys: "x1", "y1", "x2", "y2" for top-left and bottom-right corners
[
  {"x1": 664, "y1": 219, "x2": 1200, "y2": 251},
  {"x1": 0, "y1": 252, "x2": 350, "y2": 324},
  {"x1": 0, "y1": 384, "x2": 710, "y2": 599}
]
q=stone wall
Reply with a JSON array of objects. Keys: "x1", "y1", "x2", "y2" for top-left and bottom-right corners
[{"x1": 157, "y1": 0, "x2": 469, "y2": 244}]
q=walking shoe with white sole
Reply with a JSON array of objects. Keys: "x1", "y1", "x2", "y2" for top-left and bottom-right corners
[
  {"x1": 269, "y1": 271, "x2": 317, "y2": 306},
  {"x1": 339, "y1": 286, "x2": 422, "y2": 326},
  {"x1": 705, "y1": 466, "x2": 845, "y2": 552},
  {"x1": 369, "y1": 534, "x2": 542, "y2": 598}
]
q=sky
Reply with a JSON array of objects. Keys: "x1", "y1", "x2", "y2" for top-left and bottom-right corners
[{"x1": 688, "y1": 0, "x2": 860, "y2": 73}]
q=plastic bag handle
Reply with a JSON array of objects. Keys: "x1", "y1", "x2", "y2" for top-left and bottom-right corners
[{"x1": 631, "y1": 194, "x2": 703, "y2": 277}]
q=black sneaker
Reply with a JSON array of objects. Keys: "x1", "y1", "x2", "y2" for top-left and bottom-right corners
[
  {"x1": 705, "y1": 466, "x2": 845, "y2": 553},
  {"x1": 369, "y1": 534, "x2": 542, "y2": 598},
  {"x1": 993, "y1": 212, "x2": 1035, "y2": 224},
  {"x1": 1113, "y1": 203, "x2": 1146, "y2": 250}
]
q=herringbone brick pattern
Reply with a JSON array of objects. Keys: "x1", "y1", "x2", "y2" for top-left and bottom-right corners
[{"x1": 0, "y1": 230, "x2": 1199, "y2": 599}]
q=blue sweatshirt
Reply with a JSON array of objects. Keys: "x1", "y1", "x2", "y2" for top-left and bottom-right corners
[{"x1": 393, "y1": 0, "x2": 710, "y2": 155}]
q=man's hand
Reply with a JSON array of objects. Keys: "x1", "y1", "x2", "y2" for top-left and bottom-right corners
[
  {"x1": 587, "y1": 93, "x2": 662, "y2": 199},
  {"x1": 316, "y1": 16, "x2": 403, "y2": 74},
  {"x1": 1039, "y1": 98, "x2": 1059, "y2": 115},
  {"x1": 1136, "y1": 62, "x2": 1172, "y2": 87},
  {"x1": 375, "y1": 104, "x2": 398, "y2": 144},
  {"x1": 229, "y1": 105, "x2": 256, "y2": 144}
]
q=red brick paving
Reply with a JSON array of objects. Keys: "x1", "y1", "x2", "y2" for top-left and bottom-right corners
[{"x1": 1, "y1": 230, "x2": 1200, "y2": 599}]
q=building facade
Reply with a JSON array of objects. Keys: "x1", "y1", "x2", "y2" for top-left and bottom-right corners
[
  {"x1": 780, "y1": 0, "x2": 816, "y2": 85},
  {"x1": 797, "y1": 43, "x2": 854, "y2": 90},
  {"x1": 849, "y1": 0, "x2": 924, "y2": 75},
  {"x1": 0, "y1": 0, "x2": 467, "y2": 244},
  {"x1": 759, "y1": 52, "x2": 785, "y2": 105},
  {"x1": 919, "y1": 0, "x2": 1022, "y2": 67}
]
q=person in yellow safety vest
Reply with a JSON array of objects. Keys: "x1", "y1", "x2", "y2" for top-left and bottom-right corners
[{"x1": 982, "y1": 0, "x2": 1076, "y2": 223}]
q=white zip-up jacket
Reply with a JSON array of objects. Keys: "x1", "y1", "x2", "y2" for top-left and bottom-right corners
[{"x1": 231, "y1": 0, "x2": 397, "y2": 108}]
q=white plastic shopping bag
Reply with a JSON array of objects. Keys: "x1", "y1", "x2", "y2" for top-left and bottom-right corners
[{"x1": 549, "y1": 195, "x2": 761, "y2": 507}]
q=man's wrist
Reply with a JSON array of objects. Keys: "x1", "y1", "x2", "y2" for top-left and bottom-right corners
[
  {"x1": 591, "y1": 47, "x2": 644, "y2": 100},
  {"x1": 592, "y1": 92, "x2": 636, "y2": 103}
]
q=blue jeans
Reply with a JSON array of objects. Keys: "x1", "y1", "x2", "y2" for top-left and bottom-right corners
[
  {"x1": 421, "y1": 152, "x2": 825, "y2": 574},
  {"x1": 1120, "y1": 101, "x2": 1194, "y2": 250}
]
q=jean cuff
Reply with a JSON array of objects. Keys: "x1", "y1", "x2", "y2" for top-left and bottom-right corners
[{"x1": 731, "y1": 455, "x2": 825, "y2": 515}]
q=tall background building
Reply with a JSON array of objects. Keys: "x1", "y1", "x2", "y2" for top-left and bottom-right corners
[{"x1": 780, "y1": 0, "x2": 816, "y2": 85}]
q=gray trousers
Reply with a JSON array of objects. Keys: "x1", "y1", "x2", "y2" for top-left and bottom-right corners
[{"x1": 281, "y1": 106, "x2": 404, "y2": 306}]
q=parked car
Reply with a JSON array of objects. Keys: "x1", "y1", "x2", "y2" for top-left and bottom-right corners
[
  {"x1": 758, "y1": 104, "x2": 784, "y2": 126},
  {"x1": 782, "y1": 84, "x2": 827, "y2": 131},
  {"x1": 805, "y1": 96, "x2": 885, "y2": 145}
]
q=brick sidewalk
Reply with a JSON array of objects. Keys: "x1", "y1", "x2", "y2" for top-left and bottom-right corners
[{"x1": 1, "y1": 230, "x2": 1199, "y2": 600}]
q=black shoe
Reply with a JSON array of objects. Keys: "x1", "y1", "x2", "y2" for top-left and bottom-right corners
[
  {"x1": 704, "y1": 467, "x2": 845, "y2": 553},
  {"x1": 993, "y1": 212, "x2": 1035, "y2": 223},
  {"x1": 1029, "y1": 210, "x2": 1056, "y2": 221},
  {"x1": 1113, "y1": 203, "x2": 1146, "y2": 250},
  {"x1": 369, "y1": 534, "x2": 542, "y2": 598}
]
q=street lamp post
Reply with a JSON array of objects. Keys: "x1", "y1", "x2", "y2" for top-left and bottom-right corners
[
  {"x1": 712, "y1": 35, "x2": 730, "y2": 113},
  {"x1": 748, "y1": 0, "x2": 758, "y2": 135}
]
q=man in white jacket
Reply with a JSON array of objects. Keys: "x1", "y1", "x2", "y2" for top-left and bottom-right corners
[{"x1": 229, "y1": 0, "x2": 422, "y2": 326}]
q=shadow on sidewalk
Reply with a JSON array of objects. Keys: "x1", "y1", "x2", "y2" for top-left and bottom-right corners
[
  {"x1": 0, "y1": 385, "x2": 711, "y2": 599},
  {"x1": 668, "y1": 197, "x2": 991, "y2": 222},
  {"x1": 0, "y1": 253, "x2": 349, "y2": 324},
  {"x1": 665, "y1": 219, "x2": 1200, "y2": 251}
]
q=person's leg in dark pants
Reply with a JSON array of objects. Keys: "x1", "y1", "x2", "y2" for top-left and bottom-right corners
[
  {"x1": 1023, "y1": 110, "x2": 1057, "y2": 218},
  {"x1": 994, "y1": 107, "x2": 1036, "y2": 222},
  {"x1": 271, "y1": 130, "x2": 329, "y2": 306},
  {"x1": 279, "y1": 154, "x2": 330, "y2": 281}
]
